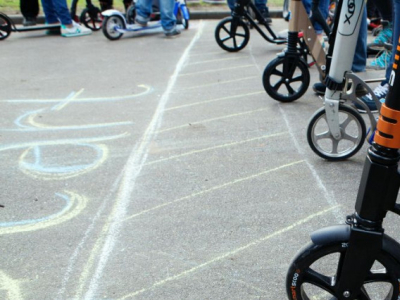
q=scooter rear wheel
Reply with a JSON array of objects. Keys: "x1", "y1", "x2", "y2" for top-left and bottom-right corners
[
  {"x1": 0, "y1": 14, "x2": 12, "y2": 40},
  {"x1": 177, "y1": 6, "x2": 189, "y2": 30},
  {"x1": 80, "y1": 7, "x2": 103, "y2": 31},
  {"x1": 262, "y1": 56, "x2": 310, "y2": 102},
  {"x1": 215, "y1": 17, "x2": 250, "y2": 52},
  {"x1": 287, "y1": 241, "x2": 400, "y2": 300},
  {"x1": 307, "y1": 105, "x2": 366, "y2": 160},
  {"x1": 102, "y1": 15, "x2": 124, "y2": 40}
]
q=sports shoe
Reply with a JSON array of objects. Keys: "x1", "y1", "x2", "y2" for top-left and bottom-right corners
[
  {"x1": 165, "y1": 27, "x2": 181, "y2": 37},
  {"x1": 354, "y1": 83, "x2": 389, "y2": 113},
  {"x1": 23, "y1": 17, "x2": 37, "y2": 26},
  {"x1": 367, "y1": 20, "x2": 392, "y2": 50},
  {"x1": 135, "y1": 15, "x2": 149, "y2": 27},
  {"x1": 61, "y1": 21, "x2": 92, "y2": 37},
  {"x1": 367, "y1": 50, "x2": 392, "y2": 70},
  {"x1": 261, "y1": 10, "x2": 272, "y2": 24}
]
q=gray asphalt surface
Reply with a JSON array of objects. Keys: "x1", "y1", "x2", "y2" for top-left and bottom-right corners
[{"x1": 1, "y1": 17, "x2": 398, "y2": 300}]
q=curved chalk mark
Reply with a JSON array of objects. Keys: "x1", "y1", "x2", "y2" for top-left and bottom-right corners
[
  {"x1": 19, "y1": 144, "x2": 108, "y2": 180},
  {"x1": 0, "y1": 191, "x2": 88, "y2": 235},
  {"x1": 0, "y1": 270, "x2": 23, "y2": 300}
]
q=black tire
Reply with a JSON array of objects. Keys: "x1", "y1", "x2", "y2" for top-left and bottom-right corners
[
  {"x1": 0, "y1": 14, "x2": 12, "y2": 40},
  {"x1": 215, "y1": 17, "x2": 250, "y2": 52},
  {"x1": 283, "y1": 0, "x2": 290, "y2": 21},
  {"x1": 286, "y1": 241, "x2": 400, "y2": 300},
  {"x1": 102, "y1": 15, "x2": 124, "y2": 41},
  {"x1": 307, "y1": 105, "x2": 366, "y2": 160},
  {"x1": 126, "y1": 4, "x2": 136, "y2": 24},
  {"x1": 176, "y1": 6, "x2": 189, "y2": 30},
  {"x1": 80, "y1": 7, "x2": 103, "y2": 31},
  {"x1": 262, "y1": 56, "x2": 310, "y2": 102}
]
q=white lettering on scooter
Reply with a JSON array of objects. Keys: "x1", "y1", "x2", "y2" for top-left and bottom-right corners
[{"x1": 390, "y1": 70, "x2": 396, "y2": 87}]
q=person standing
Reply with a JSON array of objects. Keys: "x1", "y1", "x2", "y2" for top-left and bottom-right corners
[
  {"x1": 227, "y1": 0, "x2": 272, "y2": 24},
  {"x1": 135, "y1": 0, "x2": 180, "y2": 36}
]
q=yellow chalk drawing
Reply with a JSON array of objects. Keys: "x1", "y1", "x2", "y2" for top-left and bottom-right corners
[
  {"x1": 0, "y1": 270, "x2": 23, "y2": 300},
  {"x1": 0, "y1": 191, "x2": 88, "y2": 235}
]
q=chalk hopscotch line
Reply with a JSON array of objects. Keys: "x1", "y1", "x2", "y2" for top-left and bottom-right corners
[
  {"x1": 119, "y1": 205, "x2": 340, "y2": 299},
  {"x1": 3, "y1": 84, "x2": 153, "y2": 103},
  {"x1": 146, "y1": 132, "x2": 289, "y2": 166},
  {"x1": 19, "y1": 143, "x2": 108, "y2": 181},
  {"x1": 0, "y1": 191, "x2": 88, "y2": 235},
  {"x1": 124, "y1": 160, "x2": 305, "y2": 222},
  {"x1": 0, "y1": 270, "x2": 23, "y2": 300}
]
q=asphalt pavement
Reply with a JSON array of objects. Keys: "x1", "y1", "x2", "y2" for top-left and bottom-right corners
[{"x1": 0, "y1": 14, "x2": 396, "y2": 300}]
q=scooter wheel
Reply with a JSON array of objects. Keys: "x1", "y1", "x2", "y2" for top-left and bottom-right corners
[
  {"x1": 177, "y1": 6, "x2": 189, "y2": 30},
  {"x1": 214, "y1": 17, "x2": 250, "y2": 52},
  {"x1": 262, "y1": 56, "x2": 310, "y2": 102},
  {"x1": 307, "y1": 105, "x2": 366, "y2": 160},
  {"x1": 102, "y1": 15, "x2": 124, "y2": 41},
  {"x1": 0, "y1": 14, "x2": 12, "y2": 40},
  {"x1": 80, "y1": 7, "x2": 103, "y2": 31},
  {"x1": 286, "y1": 241, "x2": 400, "y2": 300}
]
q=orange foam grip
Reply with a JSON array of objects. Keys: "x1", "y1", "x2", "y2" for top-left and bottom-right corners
[{"x1": 374, "y1": 104, "x2": 400, "y2": 148}]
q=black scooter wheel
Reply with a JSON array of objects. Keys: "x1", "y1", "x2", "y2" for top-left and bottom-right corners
[
  {"x1": 287, "y1": 241, "x2": 400, "y2": 300},
  {"x1": 0, "y1": 14, "x2": 12, "y2": 40},
  {"x1": 262, "y1": 56, "x2": 310, "y2": 102},
  {"x1": 102, "y1": 15, "x2": 124, "y2": 40},
  {"x1": 80, "y1": 7, "x2": 103, "y2": 31},
  {"x1": 215, "y1": 17, "x2": 250, "y2": 52},
  {"x1": 307, "y1": 105, "x2": 366, "y2": 161}
]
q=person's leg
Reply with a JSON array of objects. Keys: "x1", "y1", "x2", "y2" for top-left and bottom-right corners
[
  {"x1": 227, "y1": 0, "x2": 235, "y2": 10},
  {"x1": 40, "y1": 0, "x2": 60, "y2": 24},
  {"x1": 20, "y1": 0, "x2": 39, "y2": 18},
  {"x1": 254, "y1": 0, "x2": 271, "y2": 23},
  {"x1": 159, "y1": 0, "x2": 176, "y2": 31},
  {"x1": 135, "y1": 0, "x2": 153, "y2": 24},
  {"x1": 352, "y1": 6, "x2": 367, "y2": 72}
]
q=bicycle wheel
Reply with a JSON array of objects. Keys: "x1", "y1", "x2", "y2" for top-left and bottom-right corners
[
  {"x1": 102, "y1": 15, "x2": 124, "y2": 40},
  {"x1": 215, "y1": 17, "x2": 250, "y2": 52},
  {"x1": 307, "y1": 105, "x2": 366, "y2": 160},
  {"x1": 262, "y1": 56, "x2": 310, "y2": 102},
  {"x1": 287, "y1": 241, "x2": 400, "y2": 299},
  {"x1": 0, "y1": 14, "x2": 12, "y2": 40},
  {"x1": 283, "y1": 0, "x2": 290, "y2": 21},
  {"x1": 80, "y1": 7, "x2": 103, "y2": 31}
]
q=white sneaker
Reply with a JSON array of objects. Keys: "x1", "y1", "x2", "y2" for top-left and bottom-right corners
[{"x1": 61, "y1": 21, "x2": 92, "y2": 37}]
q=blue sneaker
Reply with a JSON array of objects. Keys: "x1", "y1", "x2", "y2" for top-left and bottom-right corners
[
  {"x1": 367, "y1": 50, "x2": 392, "y2": 70},
  {"x1": 354, "y1": 83, "x2": 389, "y2": 113},
  {"x1": 368, "y1": 21, "x2": 392, "y2": 50}
]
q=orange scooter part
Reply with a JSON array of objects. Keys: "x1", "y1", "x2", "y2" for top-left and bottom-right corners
[{"x1": 375, "y1": 104, "x2": 400, "y2": 149}]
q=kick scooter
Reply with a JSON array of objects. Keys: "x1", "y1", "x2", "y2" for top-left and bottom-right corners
[
  {"x1": 0, "y1": 12, "x2": 61, "y2": 40},
  {"x1": 286, "y1": 37, "x2": 400, "y2": 299},
  {"x1": 262, "y1": 0, "x2": 333, "y2": 102},
  {"x1": 101, "y1": 0, "x2": 189, "y2": 40},
  {"x1": 214, "y1": 0, "x2": 287, "y2": 52}
]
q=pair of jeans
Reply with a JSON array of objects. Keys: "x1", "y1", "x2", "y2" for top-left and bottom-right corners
[
  {"x1": 352, "y1": 6, "x2": 367, "y2": 72},
  {"x1": 40, "y1": 0, "x2": 72, "y2": 25},
  {"x1": 227, "y1": 0, "x2": 269, "y2": 13},
  {"x1": 301, "y1": 0, "x2": 329, "y2": 35},
  {"x1": 136, "y1": 0, "x2": 176, "y2": 31},
  {"x1": 384, "y1": 0, "x2": 400, "y2": 82},
  {"x1": 20, "y1": 0, "x2": 39, "y2": 18}
]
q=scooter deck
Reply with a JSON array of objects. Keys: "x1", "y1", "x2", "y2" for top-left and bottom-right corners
[
  {"x1": 13, "y1": 24, "x2": 61, "y2": 32},
  {"x1": 118, "y1": 21, "x2": 162, "y2": 33}
]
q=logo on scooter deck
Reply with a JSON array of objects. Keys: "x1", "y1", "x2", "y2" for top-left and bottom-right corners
[{"x1": 344, "y1": 0, "x2": 355, "y2": 24}]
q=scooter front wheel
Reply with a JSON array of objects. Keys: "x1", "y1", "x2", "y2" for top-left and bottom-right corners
[
  {"x1": 307, "y1": 105, "x2": 366, "y2": 160},
  {"x1": 0, "y1": 14, "x2": 12, "y2": 40},
  {"x1": 262, "y1": 56, "x2": 310, "y2": 102},
  {"x1": 80, "y1": 7, "x2": 103, "y2": 31},
  {"x1": 177, "y1": 6, "x2": 189, "y2": 30},
  {"x1": 287, "y1": 241, "x2": 400, "y2": 299},
  {"x1": 214, "y1": 17, "x2": 250, "y2": 52},
  {"x1": 102, "y1": 15, "x2": 124, "y2": 40}
]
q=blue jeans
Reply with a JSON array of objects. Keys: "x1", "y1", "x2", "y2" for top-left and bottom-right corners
[
  {"x1": 40, "y1": 0, "x2": 72, "y2": 25},
  {"x1": 384, "y1": 0, "x2": 400, "y2": 82},
  {"x1": 352, "y1": 6, "x2": 367, "y2": 72},
  {"x1": 301, "y1": 0, "x2": 329, "y2": 34},
  {"x1": 136, "y1": 0, "x2": 176, "y2": 31},
  {"x1": 227, "y1": 0, "x2": 269, "y2": 13}
]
